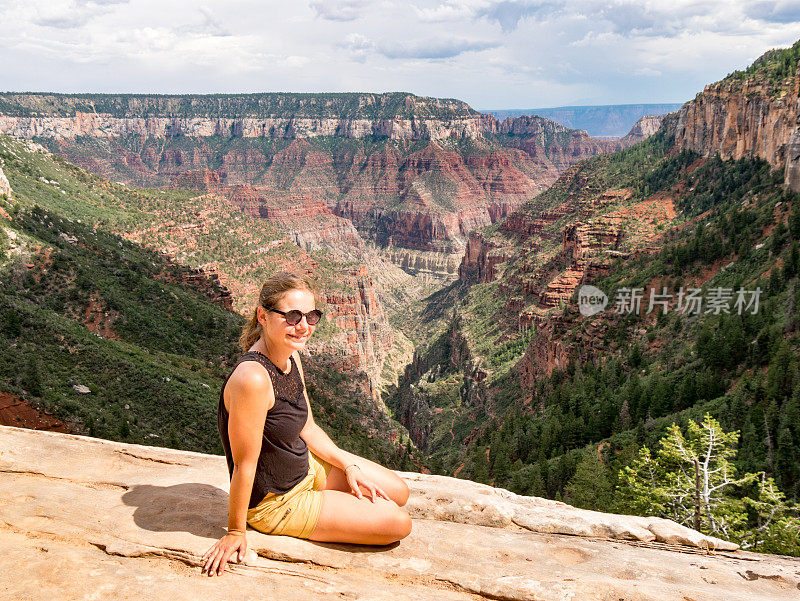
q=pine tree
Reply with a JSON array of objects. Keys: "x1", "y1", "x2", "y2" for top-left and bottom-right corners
[
  {"x1": 564, "y1": 451, "x2": 614, "y2": 511},
  {"x1": 741, "y1": 474, "x2": 800, "y2": 555},
  {"x1": 23, "y1": 356, "x2": 43, "y2": 398},
  {"x1": 618, "y1": 414, "x2": 800, "y2": 554},
  {"x1": 619, "y1": 414, "x2": 754, "y2": 537}
]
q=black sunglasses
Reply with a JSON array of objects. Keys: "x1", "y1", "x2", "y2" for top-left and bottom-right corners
[{"x1": 265, "y1": 307, "x2": 323, "y2": 326}]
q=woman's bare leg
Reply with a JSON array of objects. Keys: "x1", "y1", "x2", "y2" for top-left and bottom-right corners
[
  {"x1": 309, "y1": 490, "x2": 412, "y2": 545},
  {"x1": 322, "y1": 450, "x2": 410, "y2": 506}
]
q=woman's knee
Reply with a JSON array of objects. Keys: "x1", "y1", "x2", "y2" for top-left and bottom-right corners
[
  {"x1": 394, "y1": 478, "x2": 410, "y2": 507},
  {"x1": 386, "y1": 508, "x2": 412, "y2": 542},
  {"x1": 380, "y1": 473, "x2": 409, "y2": 506}
]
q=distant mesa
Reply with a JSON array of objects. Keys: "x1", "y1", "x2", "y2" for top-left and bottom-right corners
[{"x1": 486, "y1": 103, "x2": 684, "y2": 138}]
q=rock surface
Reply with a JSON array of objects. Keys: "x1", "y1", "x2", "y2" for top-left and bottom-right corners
[
  {"x1": 619, "y1": 115, "x2": 666, "y2": 146},
  {"x1": 2, "y1": 425, "x2": 798, "y2": 600},
  {"x1": 0, "y1": 163, "x2": 11, "y2": 197}
]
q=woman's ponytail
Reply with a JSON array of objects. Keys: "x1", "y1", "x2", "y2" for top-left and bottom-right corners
[{"x1": 238, "y1": 307, "x2": 262, "y2": 352}]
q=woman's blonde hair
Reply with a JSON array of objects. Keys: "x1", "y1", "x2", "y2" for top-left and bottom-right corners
[{"x1": 239, "y1": 271, "x2": 320, "y2": 352}]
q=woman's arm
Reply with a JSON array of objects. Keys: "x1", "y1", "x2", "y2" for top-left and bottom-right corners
[{"x1": 202, "y1": 363, "x2": 273, "y2": 576}]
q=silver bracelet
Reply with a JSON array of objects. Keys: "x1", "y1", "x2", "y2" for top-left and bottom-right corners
[{"x1": 344, "y1": 463, "x2": 360, "y2": 473}]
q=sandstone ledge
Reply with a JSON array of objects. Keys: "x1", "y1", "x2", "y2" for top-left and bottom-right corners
[{"x1": 1, "y1": 425, "x2": 798, "y2": 600}]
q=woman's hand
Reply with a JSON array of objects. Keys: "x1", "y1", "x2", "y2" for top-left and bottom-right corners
[
  {"x1": 344, "y1": 464, "x2": 391, "y2": 503},
  {"x1": 201, "y1": 531, "x2": 247, "y2": 577}
]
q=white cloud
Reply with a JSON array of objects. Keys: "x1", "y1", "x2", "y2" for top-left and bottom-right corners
[
  {"x1": 0, "y1": 0, "x2": 797, "y2": 107},
  {"x1": 192, "y1": 7, "x2": 232, "y2": 37},
  {"x1": 378, "y1": 37, "x2": 499, "y2": 59},
  {"x1": 475, "y1": 1, "x2": 561, "y2": 32},
  {"x1": 746, "y1": 0, "x2": 800, "y2": 23},
  {"x1": 309, "y1": 0, "x2": 371, "y2": 22},
  {"x1": 412, "y1": 0, "x2": 481, "y2": 21},
  {"x1": 31, "y1": 0, "x2": 131, "y2": 29},
  {"x1": 341, "y1": 33, "x2": 375, "y2": 62},
  {"x1": 634, "y1": 66, "x2": 662, "y2": 76}
]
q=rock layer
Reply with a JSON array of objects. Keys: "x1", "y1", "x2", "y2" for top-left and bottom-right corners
[
  {"x1": 620, "y1": 115, "x2": 666, "y2": 146},
  {"x1": 3, "y1": 426, "x2": 799, "y2": 601}
]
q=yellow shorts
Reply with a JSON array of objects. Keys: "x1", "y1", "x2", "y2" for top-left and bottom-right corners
[{"x1": 246, "y1": 452, "x2": 332, "y2": 539}]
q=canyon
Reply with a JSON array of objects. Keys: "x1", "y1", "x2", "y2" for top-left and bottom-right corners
[
  {"x1": 0, "y1": 93, "x2": 654, "y2": 260},
  {"x1": 388, "y1": 45, "x2": 800, "y2": 517},
  {"x1": 2, "y1": 43, "x2": 800, "y2": 592},
  {"x1": 0, "y1": 93, "x2": 658, "y2": 396}
]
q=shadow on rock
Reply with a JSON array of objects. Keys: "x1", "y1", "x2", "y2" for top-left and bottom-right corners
[
  {"x1": 122, "y1": 483, "x2": 228, "y2": 539},
  {"x1": 308, "y1": 540, "x2": 401, "y2": 553}
]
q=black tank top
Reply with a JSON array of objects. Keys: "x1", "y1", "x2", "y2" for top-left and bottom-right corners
[{"x1": 217, "y1": 351, "x2": 310, "y2": 508}]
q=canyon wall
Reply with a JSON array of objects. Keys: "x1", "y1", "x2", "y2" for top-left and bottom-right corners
[
  {"x1": 619, "y1": 115, "x2": 665, "y2": 146},
  {"x1": 0, "y1": 113, "x2": 501, "y2": 142},
  {"x1": 672, "y1": 62, "x2": 800, "y2": 191},
  {"x1": 312, "y1": 266, "x2": 396, "y2": 402},
  {"x1": 0, "y1": 93, "x2": 648, "y2": 259}
]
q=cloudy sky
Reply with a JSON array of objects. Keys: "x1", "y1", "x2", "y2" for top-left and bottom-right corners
[{"x1": 1, "y1": 0, "x2": 799, "y2": 109}]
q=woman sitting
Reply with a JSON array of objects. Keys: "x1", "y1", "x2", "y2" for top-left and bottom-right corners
[{"x1": 202, "y1": 272, "x2": 411, "y2": 576}]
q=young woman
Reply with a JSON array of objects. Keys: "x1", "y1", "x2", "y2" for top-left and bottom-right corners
[{"x1": 202, "y1": 272, "x2": 411, "y2": 577}]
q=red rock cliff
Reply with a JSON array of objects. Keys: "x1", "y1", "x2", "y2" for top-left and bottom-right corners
[
  {"x1": 672, "y1": 60, "x2": 800, "y2": 191},
  {"x1": 310, "y1": 266, "x2": 395, "y2": 402}
]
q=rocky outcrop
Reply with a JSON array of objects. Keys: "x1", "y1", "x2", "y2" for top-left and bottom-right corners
[
  {"x1": 516, "y1": 317, "x2": 572, "y2": 385},
  {"x1": 5, "y1": 425, "x2": 798, "y2": 601},
  {"x1": 672, "y1": 62, "x2": 800, "y2": 191},
  {"x1": 673, "y1": 78, "x2": 798, "y2": 168},
  {"x1": 619, "y1": 115, "x2": 666, "y2": 146},
  {"x1": 458, "y1": 231, "x2": 513, "y2": 283},
  {"x1": 310, "y1": 266, "x2": 395, "y2": 400},
  {"x1": 539, "y1": 216, "x2": 624, "y2": 307},
  {"x1": 0, "y1": 163, "x2": 11, "y2": 197}
]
